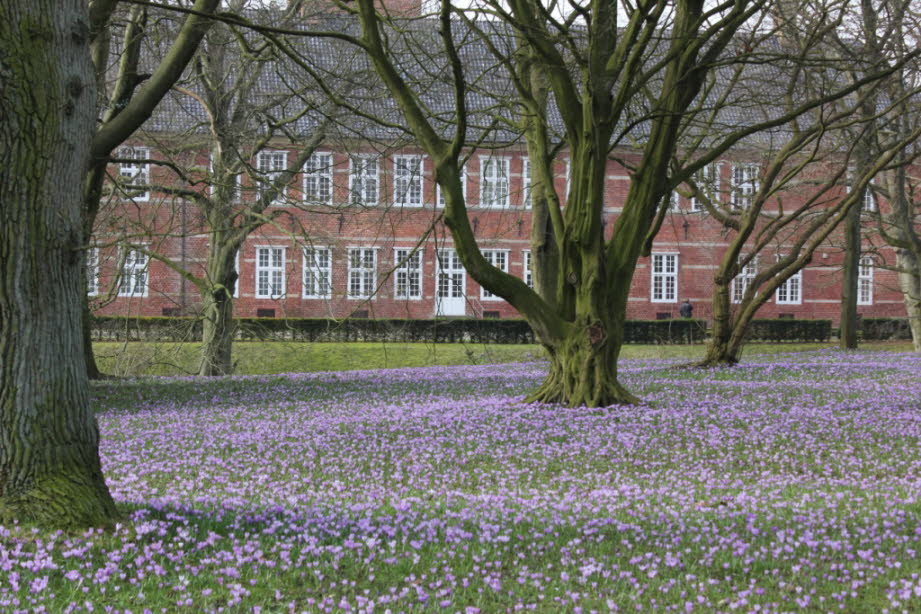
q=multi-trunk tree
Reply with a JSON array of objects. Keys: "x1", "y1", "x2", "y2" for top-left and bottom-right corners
[
  {"x1": 81, "y1": 0, "x2": 221, "y2": 378},
  {"x1": 0, "y1": 0, "x2": 119, "y2": 527}
]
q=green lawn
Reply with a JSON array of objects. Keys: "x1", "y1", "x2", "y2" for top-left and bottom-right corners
[{"x1": 93, "y1": 339, "x2": 915, "y2": 376}]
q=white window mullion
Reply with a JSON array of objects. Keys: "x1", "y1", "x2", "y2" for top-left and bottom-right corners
[
  {"x1": 348, "y1": 248, "x2": 377, "y2": 298},
  {"x1": 481, "y1": 250, "x2": 509, "y2": 300},
  {"x1": 858, "y1": 257, "x2": 874, "y2": 305},
  {"x1": 394, "y1": 248, "x2": 423, "y2": 299},
  {"x1": 651, "y1": 253, "x2": 678, "y2": 303},
  {"x1": 480, "y1": 156, "x2": 510, "y2": 208},
  {"x1": 303, "y1": 153, "x2": 333, "y2": 205},
  {"x1": 303, "y1": 247, "x2": 331, "y2": 299},
  {"x1": 394, "y1": 155, "x2": 423, "y2": 207},
  {"x1": 255, "y1": 247, "x2": 286, "y2": 299}
]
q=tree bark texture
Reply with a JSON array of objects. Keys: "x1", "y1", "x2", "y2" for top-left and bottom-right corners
[
  {"x1": 0, "y1": 0, "x2": 119, "y2": 527},
  {"x1": 839, "y1": 195, "x2": 861, "y2": 349},
  {"x1": 897, "y1": 249, "x2": 921, "y2": 353},
  {"x1": 198, "y1": 242, "x2": 240, "y2": 376}
]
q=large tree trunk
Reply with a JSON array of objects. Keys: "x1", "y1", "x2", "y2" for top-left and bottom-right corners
[
  {"x1": 0, "y1": 0, "x2": 119, "y2": 528},
  {"x1": 897, "y1": 249, "x2": 921, "y2": 353},
  {"x1": 526, "y1": 312, "x2": 639, "y2": 407},
  {"x1": 198, "y1": 243, "x2": 240, "y2": 376}
]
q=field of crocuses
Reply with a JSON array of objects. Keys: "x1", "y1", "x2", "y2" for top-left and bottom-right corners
[{"x1": 2, "y1": 350, "x2": 921, "y2": 613}]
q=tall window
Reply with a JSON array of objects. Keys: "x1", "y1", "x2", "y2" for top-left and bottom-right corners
[
  {"x1": 690, "y1": 163, "x2": 719, "y2": 212},
  {"x1": 858, "y1": 257, "x2": 874, "y2": 305},
  {"x1": 348, "y1": 248, "x2": 377, "y2": 298},
  {"x1": 668, "y1": 190, "x2": 680, "y2": 211},
  {"x1": 118, "y1": 146, "x2": 150, "y2": 201},
  {"x1": 255, "y1": 247, "x2": 285, "y2": 299},
  {"x1": 303, "y1": 153, "x2": 333, "y2": 205},
  {"x1": 256, "y1": 150, "x2": 287, "y2": 203},
  {"x1": 862, "y1": 179, "x2": 878, "y2": 212},
  {"x1": 651, "y1": 253, "x2": 678, "y2": 303},
  {"x1": 350, "y1": 156, "x2": 379, "y2": 206},
  {"x1": 731, "y1": 256, "x2": 757, "y2": 304},
  {"x1": 86, "y1": 248, "x2": 99, "y2": 296},
  {"x1": 437, "y1": 163, "x2": 467, "y2": 207},
  {"x1": 776, "y1": 261, "x2": 802, "y2": 305},
  {"x1": 522, "y1": 250, "x2": 533, "y2": 288},
  {"x1": 394, "y1": 248, "x2": 423, "y2": 299},
  {"x1": 731, "y1": 163, "x2": 759, "y2": 209},
  {"x1": 118, "y1": 248, "x2": 148, "y2": 297},
  {"x1": 481, "y1": 250, "x2": 509, "y2": 299},
  {"x1": 303, "y1": 247, "x2": 331, "y2": 299},
  {"x1": 480, "y1": 157, "x2": 510, "y2": 208},
  {"x1": 394, "y1": 155, "x2": 423, "y2": 207},
  {"x1": 522, "y1": 158, "x2": 532, "y2": 208}
]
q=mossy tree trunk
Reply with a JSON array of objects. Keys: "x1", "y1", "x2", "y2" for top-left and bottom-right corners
[{"x1": 0, "y1": 0, "x2": 119, "y2": 528}]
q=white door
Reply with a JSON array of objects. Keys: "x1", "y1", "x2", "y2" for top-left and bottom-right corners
[{"x1": 435, "y1": 249, "x2": 466, "y2": 316}]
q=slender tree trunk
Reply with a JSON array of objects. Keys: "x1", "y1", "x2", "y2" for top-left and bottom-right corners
[
  {"x1": 897, "y1": 249, "x2": 921, "y2": 353},
  {"x1": 198, "y1": 243, "x2": 240, "y2": 376},
  {"x1": 839, "y1": 202, "x2": 861, "y2": 349},
  {"x1": 82, "y1": 299, "x2": 103, "y2": 380},
  {"x1": 0, "y1": 0, "x2": 119, "y2": 528}
]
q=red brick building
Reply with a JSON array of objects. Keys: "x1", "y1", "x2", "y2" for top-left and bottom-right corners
[{"x1": 89, "y1": 144, "x2": 907, "y2": 325}]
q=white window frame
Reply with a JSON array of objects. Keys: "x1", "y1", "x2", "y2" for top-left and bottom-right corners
[
  {"x1": 480, "y1": 250, "x2": 509, "y2": 300},
  {"x1": 690, "y1": 163, "x2": 720, "y2": 212},
  {"x1": 118, "y1": 248, "x2": 148, "y2": 297},
  {"x1": 348, "y1": 247, "x2": 378, "y2": 299},
  {"x1": 233, "y1": 251, "x2": 240, "y2": 298},
  {"x1": 862, "y1": 178, "x2": 878, "y2": 212},
  {"x1": 302, "y1": 247, "x2": 332, "y2": 299},
  {"x1": 255, "y1": 246, "x2": 286, "y2": 299},
  {"x1": 393, "y1": 248, "x2": 423, "y2": 300},
  {"x1": 86, "y1": 248, "x2": 99, "y2": 296},
  {"x1": 522, "y1": 250, "x2": 533, "y2": 288},
  {"x1": 650, "y1": 253, "x2": 678, "y2": 303},
  {"x1": 858, "y1": 257, "x2": 874, "y2": 305},
  {"x1": 775, "y1": 259, "x2": 803, "y2": 305},
  {"x1": 522, "y1": 158, "x2": 533, "y2": 208},
  {"x1": 731, "y1": 256, "x2": 757, "y2": 304},
  {"x1": 117, "y1": 146, "x2": 150, "y2": 201},
  {"x1": 668, "y1": 189, "x2": 680, "y2": 211},
  {"x1": 437, "y1": 163, "x2": 467, "y2": 207},
  {"x1": 393, "y1": 155, "x2": 424, "y2": 207},
  {"x1": 303, "y1": 152, "x2": 333, "y2": 205},
  {"x1": 731, "y1": 163, "x2": 759, "y2": 210},
  {"x1": 256, "y1": 150, "x2": 288, "y2": 204},
  {"x1": 350, "y1": 155, "x2": 380, "y2": 206},
  {"x1": 479, "y1": 156, "x2": 510, "y2": 208}
]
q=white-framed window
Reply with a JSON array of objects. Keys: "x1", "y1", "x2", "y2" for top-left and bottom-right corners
[
  {"x1": 690, "y1": 163, "x2": 719, "y2": 212},
  {"x1": 437, "y1": 163, "x2": 467, "y2": 207},
  {"x1": 118, "y1": 248, "x2": 148, "y2": 297},
  {"x1": 117, "y1": 146, "x2": 150, "y2": 201},
  {"x1": 731, "y1": 256, "x2": 757, "y2": 304},
  {"x1": 394, "y1": 248, "x2": 423, "y2": 299},
  {"x1": 862, "y1": 178, "x2": 878, "y2": 212},
  {"x1": 651, "y1": 253, "x2": 678, "y2": 303},
  {"x1": 481, "y1": 250, "x2": 509, "y2": 299},
  {"x1": 393, "y1": 155, "x2": 423, "y2": 207},
  {"x1": 731, "y1": 163, "x2": 759, "y2": 210},
  {"x1": 255, "y1": 246, "x2": 286, "y2": 299},
  {"x1": 480, "y1": 156, "x2": 510, "y2": 208},
  {"x1": 303, "y1": 152, "x2": 333, "y2": 205},
  {"x1": 256, "y1": 150, "x2": 288, "y2": 203},
  {"x1": 348, "y1": 248, "x2": 377, "y2": 298},
  {"x1": 302, "y1": 247, "x2": 332, "y2": 299},
  {"x1": 776, "y1": 261, "x2": 802, "y2": 305},
  {"x1": 668, "y1": 189, "x2": 680, "y2": 211},
  {"x1": 858, "y1": 256, "x2": 874, "y2": 305},
  {"x1": 350, "y1": 156, "x2": 379, "y2": 206},
  {"x1": 522, "y1": 250, "x2": 533, "y2": 288},
  {"x1": 522, "y1": 158, "x2": 533, "y2": 208},
  {"x1": 86, "y1": 248, "x2": 99, "y2": 296}
]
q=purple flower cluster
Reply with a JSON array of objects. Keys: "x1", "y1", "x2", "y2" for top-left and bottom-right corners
[{"x1": 1, "y1": 350, "x2": 920, "y2": 612}]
